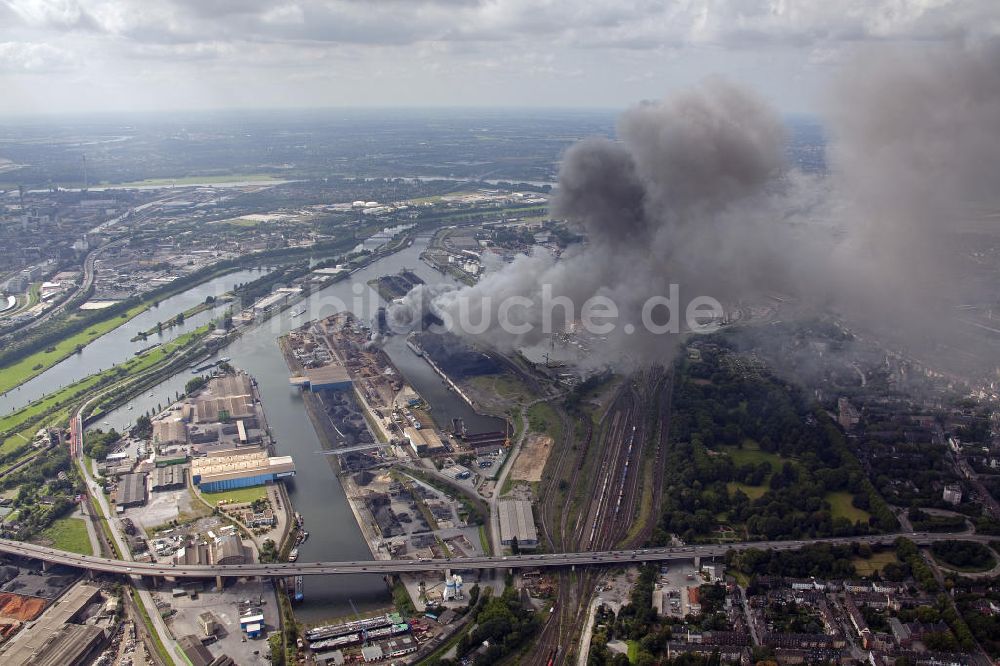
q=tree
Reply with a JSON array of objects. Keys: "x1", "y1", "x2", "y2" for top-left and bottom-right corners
[
  {"x1": 185, "y1": 376, "x2": 207, "y2": 395},
  {"x1": 132, "y1": 415, "x2": 152, "y2": 439}
]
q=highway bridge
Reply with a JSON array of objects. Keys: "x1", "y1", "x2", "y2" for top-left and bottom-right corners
[{"x1": 0, "y1": 533, "x2": 990, "y2": 580}]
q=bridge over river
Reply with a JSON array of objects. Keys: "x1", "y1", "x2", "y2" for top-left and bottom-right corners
[{"x1": 0, "y1": 532, "x2": 986, "y2": 579}]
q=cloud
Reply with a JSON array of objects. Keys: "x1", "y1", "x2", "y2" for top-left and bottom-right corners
[
  {"x1": 0, "y1": 40, "x2": 76, "y2": 72},
  {"x1": 5, "y1": 0, "x2": 996, "y2": 51},
  {"x1": 3, "y1": 0, "x2": 100, "y2": 31},
  {"x1": 1, "y1": 1, "x2": 998, "y2": 113}
]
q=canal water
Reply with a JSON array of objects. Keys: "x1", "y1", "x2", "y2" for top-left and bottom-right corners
[
  {"x1": 0, "y1": 268, "x2": 266, "y2": 416},
  {"x1": 90, "y1": 235, "x2": 504, "y2": 621}
]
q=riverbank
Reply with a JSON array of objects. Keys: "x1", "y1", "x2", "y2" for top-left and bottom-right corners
[
  {"x1": 278, "y1": 334, "x2": 392, "y2": 564},
  {"x1": 407, "y1": 338, "x2": 480, "y2": 410},
  {"x1": 130, "y1": 295, "x2": 232, "y2": 341},
  {"x1": 0, "y1": 264, "x2": 251, "y2": 398},
  {"x1": 0, "y1": 323, "x2": 217, "y2": 471}
]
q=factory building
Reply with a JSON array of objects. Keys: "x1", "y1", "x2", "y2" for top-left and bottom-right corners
[
  {"x1": 214, "y1": 534, "x2": 253, "y2": 565},
  {"x1": 190, "y1": 449, "x2": 296, "y2": 492},
  {"x1": 116, "y1": 472, "x2": 148, "y2": 508},
  {"x1": 0, "y1": 582, "x2": 105, "y2": 666},
  {"x1": 404, "y1": 427, "x2": 445, "y2": 456},
  {"x1": 252, "y1": 291, "x2": 290, "y2": 315},
  {"x1": 498, "y1": 499, "x2": 538, "y2": 548},
  {"x1": 152, "y1": 465, "x2": 186, "y2": 491},
  {"x1": 194, "y1": 396, "x2": 255, "y2": 423},
  {"x1": 152, "y1": 419, "x2": 187, "y2": 446},
  {"x1": 288, "y1": 363, "x2": 353, "y2": 392},
  {"x1": 440, "y1": 464, "x2": 472, "y2": 481},
  {"x1": 193, "y1": 374, "x2": 256, "y2": 423},
  {"x1": 173, "y1": 535, "x2": 253, "y2": 566}
]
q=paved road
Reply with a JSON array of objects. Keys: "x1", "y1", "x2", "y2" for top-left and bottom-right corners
[
  {"x1": 489, "y1": 391, "x2": 564, "y2": 554},
  {"x1": 1, "y1": 532, "x2": 992, "y2": 579}
]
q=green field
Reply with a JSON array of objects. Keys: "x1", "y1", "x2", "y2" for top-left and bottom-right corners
[
  {"x1": 627, "y1": 640, "x2": 640, "y2": 663},
  {"x1": 468, "y1": 374, "x2": 534, "y2": 401},
  {"x1": 111, "y1": 173, "x2": 284, "y2": 188},
  {"x1": 527, "y1": 402, "x2": 561, "y2": 440},
  {"x1": 0, "y1": 324, "x2": 211, "y2": 456},
  {"x1": 39, "y1": 516, "x2": 93, "y2": 555},
  {"x1": 852, "y1": 551, "x2": 898, "y2": 576},
  {"x1": 0, "y1": 302, "x2": 148, "y2": 395},
  {"x1": 721, "y1": 440, "x2": 795, "y2": 470},
  {"x1": 199, "y1": 485, "x2": 268, "y2": 506},
  {"x1": 826, "y1": 491, "x2": 871, "y2": 523},
  {"x1": 727, "y1": 481, "x2": 768, "y2": 500}
]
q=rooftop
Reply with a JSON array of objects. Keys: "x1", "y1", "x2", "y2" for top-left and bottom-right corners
[
  {"x1": 191, "y1": 449, "x2": 295, "y2": 484},
  {"x1": 498, "y1": 499, "x2": 537, "y2": 545}
]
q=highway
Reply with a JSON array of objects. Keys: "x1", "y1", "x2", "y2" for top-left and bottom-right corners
[{"x1": 0, "y1": 532, "x2": 991, "y2": 580}]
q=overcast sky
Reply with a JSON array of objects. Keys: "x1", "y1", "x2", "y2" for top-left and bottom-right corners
[{"x1": 0, "y1": 0, "x2": 997, "y2": 116}]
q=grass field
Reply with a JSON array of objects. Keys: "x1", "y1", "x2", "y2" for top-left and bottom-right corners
[
  {"x1": 0, "y1": 303, "x2": 149, "y2": 395},
  {"x1": 469, "y1": 374, "x2": 534, "y2": 401},
  {"x1": 0, "y1": 324, "x2": 210, "y2": 456},
  {"x1": 727, "y1": 481, "x2": 768, "y2": 500},
  {"x1": 0, "y1": 261, "x2": 237, "y2": 396},
  {"x1": 826, "y1": 491, "x2": 871, "y2": 523},
  {"x1": 721, "y1": 440, "x2": 795, "y2": 471},
  {"x1": 852, "y1": 551, "x2": 898, "y2": 576},
  {"x1": 627, "y1": 640, "x2": 640, "y2": 663},
  {"x1": 199, "y1": 485, "x2": 267, "y2": 506},
  {"x1": 111, "y1": 173, "x2": 284, "y2": 188},
  {"x1": 527, "y1": 402, "x2": 561, "y2": 441},
  {"x1": 39, "y1": 516, "x2": 93, "y2": 555}
]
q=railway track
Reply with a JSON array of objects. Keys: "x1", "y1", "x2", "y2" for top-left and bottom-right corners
[{"x1": 528, "y1": 370, "x2": 676, "y2": 666}]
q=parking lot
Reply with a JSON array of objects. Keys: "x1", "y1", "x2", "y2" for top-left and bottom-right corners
[{"x1": 157, "y1": 579, "x2": 279, "y2": 665}]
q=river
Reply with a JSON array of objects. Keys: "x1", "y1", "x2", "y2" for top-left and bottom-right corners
[
  {"x1": 0, "y1": 268, "x2": 266, "y2": 417},
  {"x1": 91, "y1": 235, "x2": 504, "y2": 622}
]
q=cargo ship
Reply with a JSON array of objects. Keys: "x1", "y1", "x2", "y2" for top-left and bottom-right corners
[
  {"x1": 189, "y1": 357, "x2": 231, "y2": 374},
  {"x1": 406, "y1": 334, "x2": 423, "y2": 356}
]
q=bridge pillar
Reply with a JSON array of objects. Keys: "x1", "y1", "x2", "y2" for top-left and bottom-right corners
[
  {"x1": 41, "y1": 560, "x2": 50, "y2": 573},
  {"x1": 216, "y1": 575, "x2": 224, "y2": 592},
  {"x1": 694, "y1": 556, "x2": 700, "y2": 570}
]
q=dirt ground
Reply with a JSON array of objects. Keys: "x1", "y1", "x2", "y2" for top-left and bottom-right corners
[
  {"x1": 0, "y1": 592, "x2": 46, "y2": 621},
  {"x1": 510, "y1": 433, "x2": 553, "y2": 483}
]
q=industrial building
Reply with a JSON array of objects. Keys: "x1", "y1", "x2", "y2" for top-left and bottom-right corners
[
  {"x1": 214, "y1": 534, "x2": 253, "y2": 565},
  {"x1": 178, "y1": 634, "x2": 236, "y2": 666},
  {"x1": 116, "y1": 472, "x2": 148, "y2": 508},
  {"x1": 190, "y1": 448, "x2": 296, "y2": 492},
  {"x1": 199, "y1": 611, "x2": 220, "y2": 637},
  {"x1": 440, "y1": 464, "x2": 472, "y2": 481},
  {"x1": 173, "y1": 535, "x2": 253, "y2": 566},
  {"x1": 0, "y1": 582, "x2": 105, "y2": 666},
  {"x1": 239, "y1": 606, "x2": 265, "y2": 639},
  {"x1": 152, "y1": 464, "x2": 186, "y2": 491},
  {"x1": 252, "y1": 291, "x2": 290, "y2": 315},
  {"x1": 497, "y1": 499, "x2": 538, "y2": 548},
  {"x1": 288, "y1": 363, "x2": 353, "y2": 392},
  {"x1": 403, "y1": 427, "x2": 445, "y2": 456},
  {"x1": 194, "y1": 396, "x2": 255, "y2": 423},
  {"x1": 152, "y1": 419, "x2": 187, "y2": 446},
  {"x1": 212, "y1": 373, "x2": 254, "y2": 399},
  {"x1": 192, "y1": 373, "x2": 256, "y2": 423}
]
